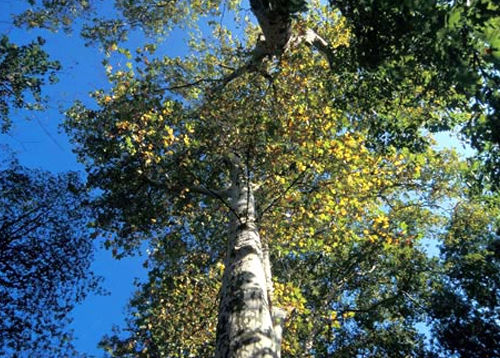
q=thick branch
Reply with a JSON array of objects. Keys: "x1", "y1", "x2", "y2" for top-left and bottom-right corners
[
  {"x1": 212, "y1": 43, "x2": 268, "y2": 92},
  {"x1": 301, "y1": 28, "x2": 336, "y2": 68},
  {"x1": 284, "y1": 27, "x2": 337, "y2": 69},
  {"x1": 161, "y1": 10, "x2": 336, "y2": 94},
  {"x1": 144, "y1": 175, "x2": 225, "y2": 198},
  {"x1": 213, "y1": 27, "x2": 337, "y2": 90},
  {"x1": 189, "y1": 185, "x2": 230, "y2": 198}
]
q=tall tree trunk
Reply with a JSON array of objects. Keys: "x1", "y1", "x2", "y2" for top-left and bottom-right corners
[{"x1": 215, "y1": 163, "x2": 283, "y2": 357}]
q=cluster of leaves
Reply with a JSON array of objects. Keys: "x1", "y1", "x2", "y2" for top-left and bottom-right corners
[
  {"x1": 0, "y1": 154, "x2": 99, "y2": 356},
  {"x1": 15, "y1": 0, "x2": 238, "y2": 49},
  {"x1": 332, "y1": 0, "x2": 500, "y2": 189},
  {"x1": 0, "y1": 35, "x2": 60, "y2": 132},
  {"x1": 100, "y1": 251, "x2": 222, "y2": 357},
  {"x1": 14, "y1": 0, "x2": 93, "y2": 32}
]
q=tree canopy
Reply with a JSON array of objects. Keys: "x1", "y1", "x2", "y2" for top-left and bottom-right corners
[{"x1": 1, "y1": 0, "x2": 499, "y2": 356}]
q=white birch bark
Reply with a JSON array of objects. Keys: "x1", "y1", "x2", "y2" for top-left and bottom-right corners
[{"x1": 215, "y1": 163, "x2": 281, "y2": 357}]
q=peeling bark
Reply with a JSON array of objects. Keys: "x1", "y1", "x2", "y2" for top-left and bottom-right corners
[{"x1": 262, "y1": 242, "x2": 274, "y2": 312}]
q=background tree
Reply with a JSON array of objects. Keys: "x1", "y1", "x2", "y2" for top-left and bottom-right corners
[
  {"x1": 0, "y1": 153, "x2": 99, "y2": 356},
  {"x1": 0, "y1": 8, "x2": 98, "y2": 354},
  {"x1": 427, "y1": 196, "x2": 499, "y2": 358},
  {"x1": 0, "y1": 35, "x2": 60, "y2": 132},
  {"x1": 331, "y1": 0, "x2": 499, "y2": 189}
]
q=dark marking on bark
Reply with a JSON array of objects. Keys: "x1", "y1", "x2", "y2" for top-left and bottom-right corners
[
  {"x1": 233, "y1": 245, "x2": 258, "y2": 258},
  {"x1": 230, "y1": 328, "x2": 275, "y2": 354}
]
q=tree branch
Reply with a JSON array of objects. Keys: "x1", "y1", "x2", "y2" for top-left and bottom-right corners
[
  {"x1": 163, "y1": 77, "x2": 219, "y2": 91},
  {"x1": 143, "y1": 175, "x2": 241, "y2": 221},
  {"x1": 258, "y1": 165, "x2": 310, "y2": 220},
  {"x1": 212, "y1": 44, "x2": 268, "y2": 92},
  {"x1": 296, "y1": 28, "x2": 336, "y2": 69}
]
